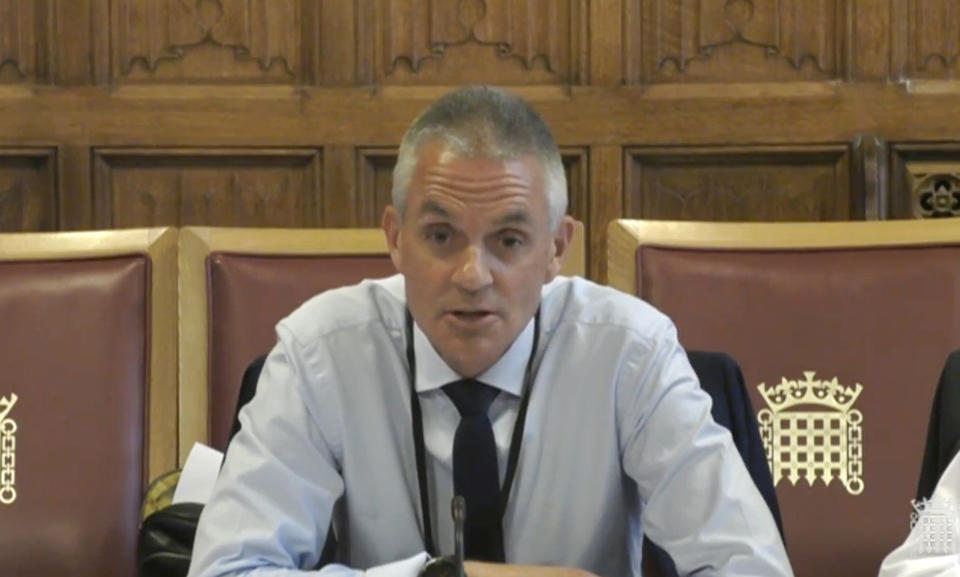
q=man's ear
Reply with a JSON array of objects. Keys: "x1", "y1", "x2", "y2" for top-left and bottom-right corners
[
  {"x1": 383, "y1": 205, "x2": 404, "y2": 272},
  {"x1": 545, "y1": 216, "x2": 576, "y2": 282}
]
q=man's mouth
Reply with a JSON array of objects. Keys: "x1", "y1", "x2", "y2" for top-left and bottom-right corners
[{"x1": 447, "y1": 310, "x2": 498, "y2": 324}]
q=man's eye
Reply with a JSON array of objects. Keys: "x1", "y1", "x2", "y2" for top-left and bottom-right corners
[
  {"x1": 501, "y1": 234, "x2": 525, "y2": 249},
  {"x1": 425, "y1": 229, "x2": 450, "y2": 244}
]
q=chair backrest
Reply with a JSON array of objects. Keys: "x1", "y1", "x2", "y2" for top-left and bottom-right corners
[
  {"x1": 179, "y1": 224, "x2": 586, "y2": 457},
  {"x1": 0, "y1": 228, "x2": 177, "y2": 577},
  {"x1": 607, "y1": 218, "x2": 960, "y2": 577}
]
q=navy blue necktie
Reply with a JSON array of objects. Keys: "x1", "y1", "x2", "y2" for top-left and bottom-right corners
[{"x1": 443, "y1": 379, "x2": 504, "y2": 561}]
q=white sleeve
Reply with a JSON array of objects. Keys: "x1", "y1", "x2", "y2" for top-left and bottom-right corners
[
  {"x1": 879, "y1": 454, "x2": 960, "y2": 577},
  {"x1": 187, "y1": 330, "x2": 429, "y2": 577},
  {"x1": 319, "y1": 553, "x2": 429, "y2": 577}
]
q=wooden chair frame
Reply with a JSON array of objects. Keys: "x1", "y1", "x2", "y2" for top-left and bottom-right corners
[
  {"x1": 0, "y1": 228, "x2": 178, "y2": 481},
  {"x1": 608, "y1": 218, "x2": 960, "y2": 296}
]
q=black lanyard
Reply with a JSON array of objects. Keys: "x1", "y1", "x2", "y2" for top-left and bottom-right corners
[{"x1": 405, "y1": 308, "x2": 541, "y2": 556}]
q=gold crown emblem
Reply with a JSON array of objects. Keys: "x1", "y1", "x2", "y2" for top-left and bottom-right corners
[{"x1": 758, "y1": 371, "x2": 862, "y2": 413}]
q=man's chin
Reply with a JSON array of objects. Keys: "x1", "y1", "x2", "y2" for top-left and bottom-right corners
[{"x1": 438, "y1": 342, "x2": 502, "y2": 378}]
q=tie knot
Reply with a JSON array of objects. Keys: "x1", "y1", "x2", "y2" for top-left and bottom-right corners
[{"x1": 443, "y1": 379, "x2": 500, "y2": 418}]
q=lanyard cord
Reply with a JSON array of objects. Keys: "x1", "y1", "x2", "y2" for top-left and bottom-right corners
[{"x1": 405, "y1": 308, "x2": 541, "y2": 556}]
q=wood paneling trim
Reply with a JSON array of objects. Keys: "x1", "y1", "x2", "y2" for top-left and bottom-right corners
[
  {"x1": 357, "y1": 147, "x2": 398, "y2": 228},
  {"x1": 560, "y1": 146, "x2": 590, "y2": 229},
  {"x1": 376, "y1": 0, "x2": 586, "y2": 85},
  {"x1": 322, "y1": 146, "x2": 360, "y2": 226},
  {"x1": 850, "y1": 0, "x2": 891, "y2": 81},
  {"x1": 589, "y1": 145, "x2": 622, "y2": 282},
  {"x1": 53, "y1": 0, "x2": 92, "y2": 85},
  {"x1": 852, "y1": 135, "x2": 888, "y2": 219},
  {"x1": 627, "y1": 0, "x2": 846, "y2": 84},
  {"x1": 7, "y1": 85, "x2": 960, "y2": 146},
  {"x1": 0, "y1": 148, "x2": 57, "y2": 232},
  {"x1": 0, "y1": 0, "x2": 54, "y2": 84},
  {"x1": 890, "y1": 142, "x2": 960, "y2": 218},
  {"x1": 109, "y1": 0, "x2": 300, "y2": 84},
  {"x1": 624, "y1": 144, "x2": 857, "y2": 222},
  {"x1": 92, "y1": 148, "x2": 323, "y2": 229}
]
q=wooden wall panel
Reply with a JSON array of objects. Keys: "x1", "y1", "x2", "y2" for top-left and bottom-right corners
[
  {"x1": 0, "y1": 149, "x2": 57, "y2": 232},
  {"x1": 890, "y1": 144, "x2": 960, "y2": 218},
  {"x1": 111, "y1": 0, "x2": 300, "y2": 83},
  {"x1": 358, "y1": 148, "x2": 398, "y2": 227},
  {"x1": 895, "y1": 0, "x2": 960, "y2": 79},
  {"x1": 626, "y1": 0, "x2": 843, "y2": 84},
  {"x1": 54, "y1": 0, "x2": 94, "y2": 85},
  {"x1": 308, "y1": 0, "x2": 360, "y2": 85},
  {"x1": 376, "y1": 0, "x2": 586, "y2": 85},
  {"x1": 0, "y1": 0, "x2": 51, "y2": 84},
  {"x1": 625, "y1": 145, "x2": 856, "y2": 221},
  {"x1": 851, "y1": 0, "x2": 890, "y2": 80},
  {"x1": 92, "y1": 149, "x2": 322, "y2": 228}
]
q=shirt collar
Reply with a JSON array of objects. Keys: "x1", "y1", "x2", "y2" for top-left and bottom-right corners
[{"x1": 413, "y1": 316, "x2": 535, "y2": 397}]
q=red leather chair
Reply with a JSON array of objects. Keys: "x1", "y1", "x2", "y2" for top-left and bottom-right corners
[
  {"x1": 607, "y1": 218, "x2": 960, "y2": 577},
  {"x1": 0, "y1": 228, "x2": 178, "y2": 577}
]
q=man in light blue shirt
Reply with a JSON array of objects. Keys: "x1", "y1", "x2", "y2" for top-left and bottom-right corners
[{"x1": 188, "y1": 86, "x2": 793, "y2": 577}]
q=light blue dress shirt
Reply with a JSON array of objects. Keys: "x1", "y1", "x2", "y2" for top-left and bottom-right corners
[{"x1": 188, "y1": 275, "x2": 793, "y2": 577}]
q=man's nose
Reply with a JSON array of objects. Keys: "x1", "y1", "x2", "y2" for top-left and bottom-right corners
[{"x1": 452, "y1": 245, "x2": 493, "y2": 292}]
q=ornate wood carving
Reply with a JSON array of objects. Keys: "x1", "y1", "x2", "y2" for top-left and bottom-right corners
[
  {"x1": 914, "y1": 173, "x2": 960, "y2": 217},
  {"x1": 380, "y1": 0, "x2": 581, "y2": 84},
  {"x1": 889, "y1": 145, "x2": 960, "y2": 218},
  {"x1": 114, "y1": 0, "x2": 299, "y2": 81},
  {"x1": 0, "y1": 150, "x2": 57, "y2": 232},
  {"x1": 0, "y1": 0, "x2": 39, "y2": 82},
  {"x1": 625, "y1": 145, "x2": 855, "y2": 221},
  {"x1": 92, "y1": 149, "x2": 322, "y2": 228},
  {"x1": 629, "y1": 0, "x2": 840, "y2": 82},
  {"x1": 902, "y1": 0, "x2": 960, "y2": 76},
  {"x1": 852, "y1": 135, "x2": 888, "y2": 220}
]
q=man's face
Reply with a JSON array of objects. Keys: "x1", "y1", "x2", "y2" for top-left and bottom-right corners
[{"x1": 384, "y1": 141, "x2": 573, "y2": 378}]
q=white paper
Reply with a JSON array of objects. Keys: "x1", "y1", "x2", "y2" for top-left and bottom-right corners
[{"x1": 172, "y1": 442, "x2": 224, "y2": 505}]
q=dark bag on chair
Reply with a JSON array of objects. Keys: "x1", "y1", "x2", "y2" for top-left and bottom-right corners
[
  {"x1": 135, "y1": 356, "x2": 335, "y2": 577},
  {"x1": 134, "y1": 356, "x2": 267, "y2": 577},
  {"x1": 137, "y1": 503, "x2": 205, "y2": 577}
]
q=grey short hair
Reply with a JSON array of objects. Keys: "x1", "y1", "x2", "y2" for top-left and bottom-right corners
[{"x1": 391, "y1": 85, "x2": 567, "y2": 229}]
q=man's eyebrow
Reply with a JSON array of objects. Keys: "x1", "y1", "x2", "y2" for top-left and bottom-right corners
[
  {"x1": 417, "y1": 199, "x2": 452, "y2": 219},
  {"x1": 495, "y1": 210, "x2": 533, "y2": 227}
]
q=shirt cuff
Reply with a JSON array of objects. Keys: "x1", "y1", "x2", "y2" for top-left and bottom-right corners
[
  {"x1": 366, "y1": 552, "x2": 429, "y2": 577},
  {"x1": 317, "y1": 552, "x2": 429, "y2": 577}
]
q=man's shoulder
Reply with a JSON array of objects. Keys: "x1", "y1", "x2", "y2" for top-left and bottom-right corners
[
  {"x1": 542, "y1": 276, "x2": 674, "y2": 340},
  {"x1": 278, "y1": 274, "x2": 406, "y2": 346}
]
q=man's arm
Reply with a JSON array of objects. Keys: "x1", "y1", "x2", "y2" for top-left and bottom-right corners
[
  {"x1": 617, "y1": 321, "x2": 794, "y2": 576},
  {"x1": 187, "y1": 330, "x2": 426, "y2": 577}
]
